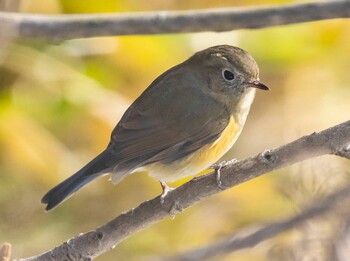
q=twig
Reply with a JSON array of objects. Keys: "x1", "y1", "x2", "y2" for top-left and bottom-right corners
[
  {"x1": 0, "y1": 0, "x2": 349, "y2": 41},
  {"x1": 18, "y1": 120, "x2": 350, "y2": 260},
  {"x1": 163, "y1": 185, "x2": 350, "y2": 261}
]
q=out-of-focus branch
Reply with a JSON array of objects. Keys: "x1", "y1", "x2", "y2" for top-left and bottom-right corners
[
  {"x1": 163, "y1": 185, "x2": 350, "y2": 261},
  {"x1": 18, "y1": 120, "x2": 350, "y2": 261},
  {"x1": 0, "y1": 0, "x2": 349, "y2": 41},
  {"x1": 0, "y1": 243, "x2": 12, "y2": 261}
]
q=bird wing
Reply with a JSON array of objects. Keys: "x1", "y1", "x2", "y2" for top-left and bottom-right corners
[{"x1": 108, "y1": 65, "x2": 230, "y2": 181}]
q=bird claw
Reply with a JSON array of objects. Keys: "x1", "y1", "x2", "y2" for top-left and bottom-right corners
[
  {"x1": 210, "y1": 159, "x2": 237, "y2": 190},
  {"x1": 160, "y1": 180, "x2": 174, "y2": 205},
  {"x1": 159, "y1": 181, "x2": 183, "y2": 217}
]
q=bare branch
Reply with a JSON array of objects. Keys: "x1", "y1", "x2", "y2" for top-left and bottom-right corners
[
  {"x1": 0, "y1": 0, "x2": 349, "y2": 41},
  {"x1": 163, "y1": 185, "x2": 350, "y2": 261},
  {"x1": 18, "y1": 120, "x2": 350, "y2": 261}
]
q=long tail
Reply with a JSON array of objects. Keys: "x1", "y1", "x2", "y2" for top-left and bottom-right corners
[{"x1": 42, "y1": 149, "x2": 113, "y2": 211}]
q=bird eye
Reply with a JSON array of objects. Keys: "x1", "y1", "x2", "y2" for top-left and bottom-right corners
[{"x1": 222, "y1": 69, "x2": 235, "y2": 81}]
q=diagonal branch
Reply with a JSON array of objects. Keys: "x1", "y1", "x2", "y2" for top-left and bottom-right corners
[
  {"x1": 163, "y1": 185, "x2": 350, "y2": 261},
  {"x1": 0, "y1": 0, "x2": 350, "y2": 41},
  {"x1": 18, "y1": 120, "x2": 350, "y2": 261}
]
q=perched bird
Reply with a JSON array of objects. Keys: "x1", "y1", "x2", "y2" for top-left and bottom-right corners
[{"x1": 42, "y1": 45, "x2": 268, "y2": 211}]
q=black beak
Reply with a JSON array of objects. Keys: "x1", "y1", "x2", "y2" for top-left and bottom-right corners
[{"x1": 248, "y1": 81, "x2": 269, "y2": 91}]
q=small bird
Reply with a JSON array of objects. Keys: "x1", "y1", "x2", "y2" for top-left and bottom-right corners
[{"x1": 42, "y1": 45, "x2": 268, "y2": 211}]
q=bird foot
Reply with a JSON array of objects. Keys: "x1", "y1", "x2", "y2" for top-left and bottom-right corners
[
  {"x1": 159, "y1": 181, "x2": 183, "y2": 217},
  {"x1": 160, "y1": 180, "x2": 174, "y2": 205},
  {"x1": 210, "y1": 159, "x2": 237, "y2": 190}
]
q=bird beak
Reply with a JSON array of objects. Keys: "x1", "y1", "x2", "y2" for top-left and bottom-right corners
[{"x1": 247, "y1": 81, "x2": 269, "y2": 91}]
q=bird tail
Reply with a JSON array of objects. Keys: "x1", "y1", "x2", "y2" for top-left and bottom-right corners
[{"x1": 41, "y1": 149, "x2": 112, "y2": 211}]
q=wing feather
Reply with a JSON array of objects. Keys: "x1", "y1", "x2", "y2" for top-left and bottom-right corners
[{"x1": 108, "y1": 64, "x2": 230, "y2": 177}]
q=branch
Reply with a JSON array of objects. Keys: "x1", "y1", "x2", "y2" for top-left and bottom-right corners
[
  {"x1": 18, "y1": 120, "x2": 350, "y2": 261},
  {"x1": 163, "y1": 185, "x2": 350, "y2": 261},
  {"x1": 0, "y1": 0, "x2": 350, "y2": 41}
]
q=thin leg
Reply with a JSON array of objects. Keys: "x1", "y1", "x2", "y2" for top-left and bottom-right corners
[
  {"x1": 210, "y1": 159, "x2": 237, "y2": 190},
  {"x1": 160, "y1": 180, "x2": 174, "y2": 204}
]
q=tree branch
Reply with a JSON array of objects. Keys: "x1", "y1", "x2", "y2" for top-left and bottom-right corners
[
  {"x1": 18, "y1": 120, "x2": 350, "y2": 260},
  {"x1": 163, "y1": 185, "x2": 350, "y2": 261},
  {"x1": 0, "y1": 0, "x2": 349, "y2": 41}
]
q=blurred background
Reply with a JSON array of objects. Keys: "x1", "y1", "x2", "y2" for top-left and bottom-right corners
[{"x1": 0, "y1": 0, "x2": 350, "y2": 260}]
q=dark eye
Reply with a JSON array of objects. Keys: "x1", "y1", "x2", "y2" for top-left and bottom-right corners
[{"x1": 222, "y1": 69, "x2": 235, "y2": 81}]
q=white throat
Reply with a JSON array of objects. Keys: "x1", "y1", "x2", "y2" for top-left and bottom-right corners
[{"x1": 236, "y1": 88, "x2": 256, "y2": 125}]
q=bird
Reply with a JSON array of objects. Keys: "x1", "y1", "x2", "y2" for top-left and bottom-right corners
[{"x1": 42, "y1": 45, "x2": 269, "y2": 211}]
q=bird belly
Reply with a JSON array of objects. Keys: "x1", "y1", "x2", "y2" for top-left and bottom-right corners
[{"x1": 142, "y1": 116, "x2": 241, "y2": 182}]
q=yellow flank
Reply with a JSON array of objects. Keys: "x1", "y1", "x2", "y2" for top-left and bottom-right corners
[
  {"x1": 143, "y1": 116, "x2": 241, "y2": 182},
  {"x1": 192, "y1": 116, "x2": 240, "y2": 167}
]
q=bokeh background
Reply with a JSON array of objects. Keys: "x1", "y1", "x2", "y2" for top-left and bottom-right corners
[{"x1": 1, "y1": 0, "x2": 350, "y2": 260}]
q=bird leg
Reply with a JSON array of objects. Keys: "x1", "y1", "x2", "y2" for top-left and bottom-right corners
[
  {"x1": 210, "y1": 159, "x2": 237, "y2": 190},
  {"x1": 160, "y1": 180, "x2": 174, "y2": 204}
]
